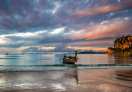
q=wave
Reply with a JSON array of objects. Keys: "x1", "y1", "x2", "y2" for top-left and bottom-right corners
[{"x1": 0, "y1": 64, "x2": 131, "y2": 71}]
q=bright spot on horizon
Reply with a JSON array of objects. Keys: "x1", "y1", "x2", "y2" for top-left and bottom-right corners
[{"x1": 66, "y1": 46, "x2": 108, "y2": 51}]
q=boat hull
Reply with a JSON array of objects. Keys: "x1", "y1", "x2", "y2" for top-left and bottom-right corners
[{"x1": 63, "y1": 57, "x2": 77, "y2": 64}]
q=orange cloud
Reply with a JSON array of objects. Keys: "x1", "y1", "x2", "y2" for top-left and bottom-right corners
[
  {"x1": 66, "y1": 46, "x2": 107, "y2": 52},
  {"x1": 73, "y1": 0, "x2": 132, "y2": 17},
  {"x1": 66, "y1": 40, "x2": 113, "y2": 48},
  {"x1": 68, "y1": 18, "x2": 132, "y2": 40}
]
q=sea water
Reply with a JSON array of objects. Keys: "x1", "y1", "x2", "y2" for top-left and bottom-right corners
[{"x1": 0, "y1": 52, "x2": 131, "y2": 92}]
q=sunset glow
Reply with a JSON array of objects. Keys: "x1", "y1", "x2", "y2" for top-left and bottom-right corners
[{"x1": 0, "y1": 0, "x2": 131, "y2": 51}]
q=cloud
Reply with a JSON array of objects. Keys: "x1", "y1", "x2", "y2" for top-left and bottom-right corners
[
  {"x1": 0, "y1": 30, "x2": 47, "y2": 38},
  {"x1": 51, "y1": 1, "x2": 61, "y2": 14},
  {"x1": 73, "y1": 0, "x2": 132, "y2": 17},
  {"x1": 0, "y1": 27, "x2": 66, "y2": 47},
  {"x1": 68, "y1": 17, "x2": 132, "y2": 40},
  {"x1": 65, "y1": 38, "x2": 113, "y2": 47},
  {"x1": 50, "y1": 27, "x2": 65, "y2": 35},
  {"x1": 0, "y1": 17, "x2": 131, "y2": 48},
  {"x1": 0, "y1": 37, "x2": 11, "y2": 45},
  {"x1": 0, "y1": 0, "x2": 131, "y2": 48}
]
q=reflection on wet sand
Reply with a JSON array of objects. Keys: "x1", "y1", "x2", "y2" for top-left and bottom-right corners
[
  {"x1": 77, "y1": 68, "x2": 132, "y2": 92},
  {"x1": 111, "y1": 55, "x2": 132, "y2": 82},
  {"x1": 0, "y1": 67, "x2": 131, "y2": 92},
  {"x1": 115, "y1": 70, "x2": 132, "y2": 81},
  {"x1": 0, "y1": 69, "x2": 77, "y2": 92}
]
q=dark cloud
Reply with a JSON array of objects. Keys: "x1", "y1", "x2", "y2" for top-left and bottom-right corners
[{"x1": 0, "y1": 0, "x2": 129, "y2": 31}]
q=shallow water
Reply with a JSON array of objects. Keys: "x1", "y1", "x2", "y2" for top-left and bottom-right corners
[
  {"x1": 0, "y1": 52, "x2": 131, "y2": 66},
  {"x1": 0, "y1": 52, "x2": 131, "y2": 92}
]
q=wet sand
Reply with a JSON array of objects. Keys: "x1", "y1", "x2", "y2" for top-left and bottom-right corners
[{"x1": 0, "y1": 68, "x2": 132, "y2": 92}]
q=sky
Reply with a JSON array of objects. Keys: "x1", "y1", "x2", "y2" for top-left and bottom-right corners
[{"x1": 0, "y1": 0, "x2": 132, "y2": 51}]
